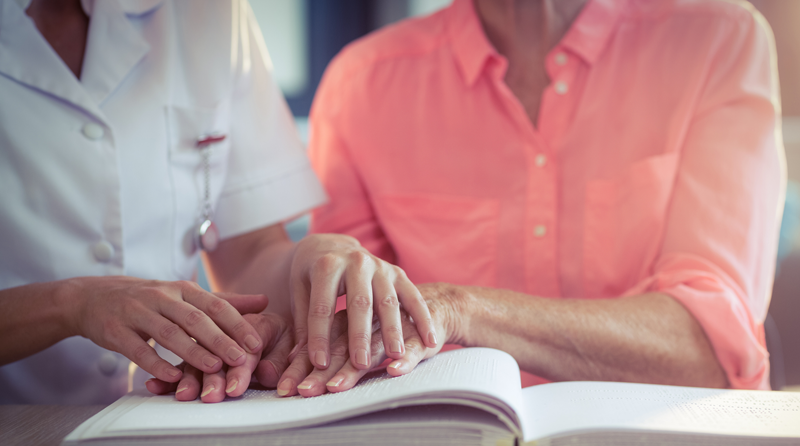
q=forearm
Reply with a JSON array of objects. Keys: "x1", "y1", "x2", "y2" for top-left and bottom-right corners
[
  {"x1": 0, "y1": 280, "x2": 79, "y2": 365},
  {"x1": 439, "y1": 284, "x2": 728, "y2": 387},
  {"x1": 203, "y1": 226, "x2": 297, "y2": 319}
]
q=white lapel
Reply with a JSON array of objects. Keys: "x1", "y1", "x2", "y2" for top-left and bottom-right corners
[
  {"x1": 0, "y1": 0, "x2": 106, "y2": 123},
  {"x1": 79, "y1": 0, "x2": 153, "y2": 106}
]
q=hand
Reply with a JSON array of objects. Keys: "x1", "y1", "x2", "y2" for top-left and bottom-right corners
[
  {"x1": 291, "y1": 283, "x2": 461, "y2": 397},
  {"x1": 146, "y1": 312, "x2": 295, "y2": 402},
  {"x1": 69, "y1": 276, "x2": 268, "y2": 384},
  {"x1": 289, "y1": 234, "x2": 438, "y2": 372}
]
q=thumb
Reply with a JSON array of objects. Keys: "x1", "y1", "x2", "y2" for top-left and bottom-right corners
[{"x1": 213, "y1": 292, "x2": 269, "y2": 314}]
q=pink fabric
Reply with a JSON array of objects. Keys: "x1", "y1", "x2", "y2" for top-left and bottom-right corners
[{"x1": 309, "y1": 0, "x2": 783, "y2": 390}]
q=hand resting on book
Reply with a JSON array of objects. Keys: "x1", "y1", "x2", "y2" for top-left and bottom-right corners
[{"x1": 145, "y1": 297, "x2": 454, "y2": 401}]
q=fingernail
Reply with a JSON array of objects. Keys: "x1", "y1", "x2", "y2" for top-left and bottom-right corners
[
  {"x1": 203, "y1": 356, "x2": 219, "y2": 368},
  {"x1": 356, "y1": 349, "x2": 369, "y2": 367},
  {"x1": 227, "y1": 347, "x2": 244, "y2": 361},
  {"x1": 297, "y1": 381, "x2": 313, "y2": 390},
  {"x1": 388, "y1": 360, "x2": 402, "y2": 369},
  {"x1": 244, "y1": 334, "x2": 260, "y2": 351},
  {"x1": 167, "y1": 368, "x2": 181, "y2": 378},
  {"x1": 277, "y1": 379, "x2": 293, "y2": 396},
  {"x1": 289, "y1": 344, "x2": 300, "y2": 358},
  {"x1": 391, "y1": 340, "x2": 403, "y2": 354},
  {"x1": 201, "y1": 384, "x2": 214, "y2": 398},
  {"x1": 226, "y1": 379, "x2": 239, "y2": 394},
  {"x1": 176, "y1": 385, "x2": 188, "y2": 394},
  {"x1": 327, "y1": 377, "x2": 344, "y2": 387},
  {"x1": 315, "y1": 350, "x2": 328, "y2": 368},
  {"x1": 427, "y1": 331, "x2": 438, "y2": 346}
]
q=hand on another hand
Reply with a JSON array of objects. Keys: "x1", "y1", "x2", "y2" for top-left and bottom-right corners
[
  {"x1": 69, "y1": 276, "x2": 268, "y2": 384},
  {"x1": 289, "y1": 234, "x2": 439, "y2": 372},
  {"x1": 147, "y1": 283, "x2": 463, "y2": 402},
  {"x1": 293, "y1": 283, "x2": 461, "y2": 397},
  {"x1": 146, "y1": 312, "x2": 295, "y2": 402}
]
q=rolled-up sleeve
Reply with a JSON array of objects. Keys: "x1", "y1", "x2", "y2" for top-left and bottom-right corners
[{"x1": 625, "y1": 7, "x2": 784, "y2": 390}]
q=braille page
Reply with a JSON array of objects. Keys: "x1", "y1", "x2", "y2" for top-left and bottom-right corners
[
  {"x1": 519, "y1": 381, "x2": 800, "y2": 443},
  {"x1": 66, "y1": 348, "x2": 524, "y2": 442}
]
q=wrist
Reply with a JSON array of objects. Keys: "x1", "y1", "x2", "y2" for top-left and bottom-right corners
[
  {"x1": 52, "y1": 277, "x2": 87, "y2": 338},
  {"x1": 420, "y1": 282, "x2": 476, "y2": 346}
]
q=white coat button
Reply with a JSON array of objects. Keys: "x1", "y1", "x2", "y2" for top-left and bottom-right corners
[
  {"x1": 82, "y1": 123, "x2": 104, "y2": 140},
  {"x1": 554, "y1": 52, "x2": 568, "y2": 66},
  {"x1": 92, "y1": 241, "x2": 114, "y2": 262},
  {"x1": 97, "y1": 352, "x2": 119, "y2": 376},
  {"x1": 534, "y1": 225, "x2": 547, "y2": 237},
  {"x1": 554, "y1": 81, "x2": 569, "y2": 95},
  {"x1": 535, "y1": 154, "x2": 547, "y2": 167}
]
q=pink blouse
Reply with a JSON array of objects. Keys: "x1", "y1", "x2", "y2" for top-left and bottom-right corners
[{"x1": 309, "y1": 0, "x2": 784, "y2": 390}]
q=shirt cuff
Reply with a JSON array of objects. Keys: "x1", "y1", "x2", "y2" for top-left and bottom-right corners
[
  {"x1": 624, "y1": 254, "x2": 770, "y2": 390},
  {"x1": 214, "y1": 164, "x2": 328, "y2": 239}
]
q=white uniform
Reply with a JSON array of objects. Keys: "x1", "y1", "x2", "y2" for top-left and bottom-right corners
[{"x1": 0, "y1": 0, "x2": 326, "y2": 404}]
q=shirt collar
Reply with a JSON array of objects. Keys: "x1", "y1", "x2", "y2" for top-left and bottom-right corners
[
  {"x1": 448, "y1": 0, "x2": 498, "y2": 87},
  {"x1": 559, "y1": 0, "x2": 626, "y2": 66},
  {"x1": 447, "y1": 0, "x2": 626, "y2": 86}
]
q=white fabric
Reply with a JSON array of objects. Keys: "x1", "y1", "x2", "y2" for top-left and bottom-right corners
[{"x1": 0, "y1": 0, "x2": 326, "y2": 404}]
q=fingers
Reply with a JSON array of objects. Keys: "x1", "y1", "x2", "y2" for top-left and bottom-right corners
[
  {"x1": 200, "y1": 368, "x2": 227, "y2": 403},
  {"x1": 371, "y1": 273, "x2": 404, "y2": 360},
  {"x1": 326, "y1": 325, "x2": 388, "y2": 394},
  {"x1": 297, "y1": 322, "x2": 352, "y2": 397},
  {"x1": 116, "y1": 329, "x2": 183, "y2": 382},
  {"x1": 176, "y1": 364, "x2": 203, "y2": 401},
  {"x1": 279, "y1": 312, "x2": 348, "y2": 397},
  {"x1": 253, "y1": 325, "x2": 294, "y2": 388},
  {"x1": 180, "y1": 285, "x2": 264, "y2": 356},
  {"x1": 344, "y1": 253, "x2": 376, "y2": 370},
  {"x1": 385, "y1": 323, "x2": 430, "y2": 377},
  {"x1": 135, "y1": 307, "x2": 229, "y2": 375},
  {"x1": 305, "y1": 255, "x2": 343, "y2": 369},
  {"x1": 275, "y1": 343, "x2": 314, "y2": 397},
  {"x1": 213, "y1": 292, "x2": 268, "y2": 315},
  {"x1": 394, "y1": 274, "x2": 438, "y2": 348}
]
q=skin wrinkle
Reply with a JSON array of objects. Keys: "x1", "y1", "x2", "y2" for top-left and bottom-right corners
[{"x1": 447, "y1": 283, "x2": 725, "y2": 386}]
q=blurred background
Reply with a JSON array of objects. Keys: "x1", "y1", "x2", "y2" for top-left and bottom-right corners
[{"x1": 206, "y1": 0, "x2": 800, "y2": 389}]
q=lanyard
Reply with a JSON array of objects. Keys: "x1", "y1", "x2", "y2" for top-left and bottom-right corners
[{"x1": 194, "y1": 133, "x2": 226, "y2": 252}]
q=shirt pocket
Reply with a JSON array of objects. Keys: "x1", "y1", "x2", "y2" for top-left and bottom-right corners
[
  {"x1": 166, "y1": 104, "x2": 232, "y2": 279},
  {"x1": 584, "y1": 153, "x2": 679, "y2": 297},
  {"x1": 373, "y1": 193, "x2": 500, "y2": 287}
]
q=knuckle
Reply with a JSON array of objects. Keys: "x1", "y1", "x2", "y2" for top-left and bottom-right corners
[
  {"x1": 309, "y1": 334, "x2": 330, "y2": 348},
  {"x1": 210, "y1": 334, "x2": 227, "y2": 350},
  {"x1": 309, "y1": 304, "x2": 333, "y2": 319},
  {"x1": 231, "y1": 319, "x2": 251, "y2": 336},
  {"x1": 383, "y1": 324, "x2": 403, "y2": 338},
  {"x1": 392, "y1": 265, "x2": 408, "y2": 279},
  {"x1": 311, "y1": 253, "x2": 340, "y2": 275},
  {"x1": 349, "y1": 331, "x2": 371, "y2": 348},
  {"x1": 379, "y1": 294, "x2": 399, "y2": 309},
  {"x1": 347, "y1": 251, "x2": 372, "y2": 270},
  {"x1": 159, "y1": 322, "x2": 182, "y2": 341},
  {"x1": 183, "y1": 309, "x2": 207, "y2": 328},
  {"x1": 349, "y1": 295, "x2": 372, "y2": 312},
  {"x1": 206, "y1": 299, "x2": 231, "y2": 318},
  {"x1": 132, "y1": 344, "x2": 151, "y2": 363}
]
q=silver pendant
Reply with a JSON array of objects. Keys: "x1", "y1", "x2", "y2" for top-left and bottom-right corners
[{"x1": 197, "y1": 219, "x2": 219, "y2": 252}]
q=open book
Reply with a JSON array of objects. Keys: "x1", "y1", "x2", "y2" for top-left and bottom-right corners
[{"x1": 63, "y1": 348, "x2": 800, "y2": 446}]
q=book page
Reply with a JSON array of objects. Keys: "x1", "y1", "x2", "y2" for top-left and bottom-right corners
[
  {"x1": 519, "y1": 381, "x2": 800, "y2": 442},
  {"x1": 68, "y1": 348, "x2": 524, "y2": 441}
]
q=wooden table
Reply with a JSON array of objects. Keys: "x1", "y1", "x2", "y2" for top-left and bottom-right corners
[{"x1": 0, "y1": 405, "x2": 105, "y2": 446}]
